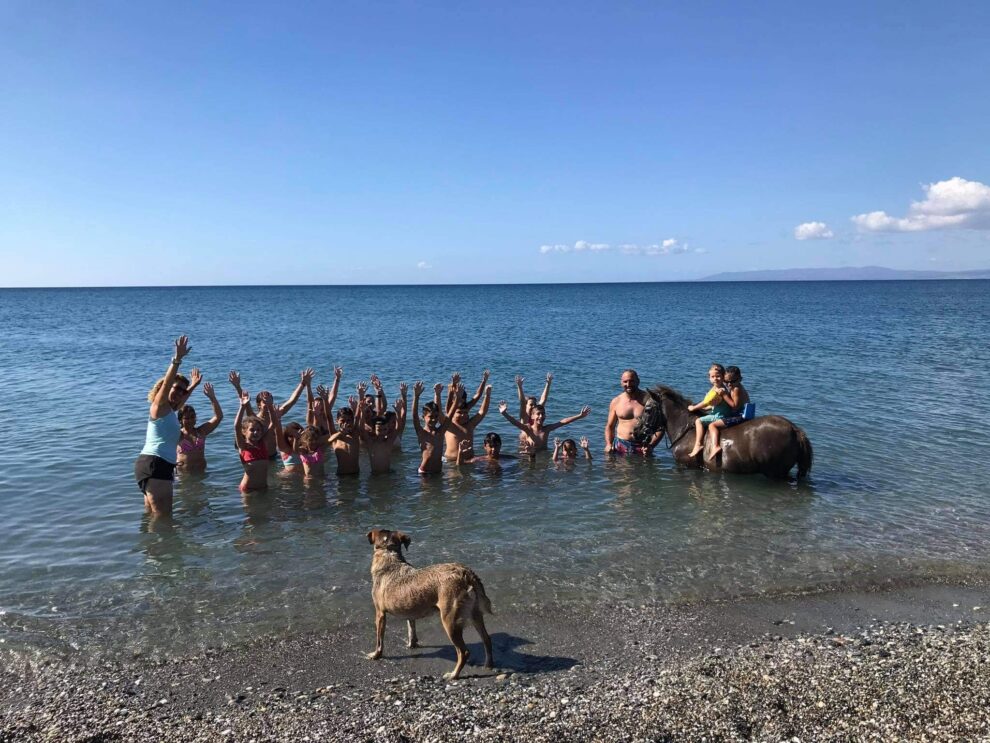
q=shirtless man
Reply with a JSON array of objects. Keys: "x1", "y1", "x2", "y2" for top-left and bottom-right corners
[
  {"x1": 605, "y1": 369, "x2": 662, "y2": 456},
  {"x1": 412, "y1": 381, "x2": 450, "y2": 475}
]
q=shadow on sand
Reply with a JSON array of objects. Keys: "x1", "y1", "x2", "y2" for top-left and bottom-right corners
[{"x1": 393, "y1": 632, "x2": 577, "y2": 676}]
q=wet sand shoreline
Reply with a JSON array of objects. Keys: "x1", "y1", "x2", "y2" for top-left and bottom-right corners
[{"x1": 3, "y1": 578, "x2": 990, "y2": 740}]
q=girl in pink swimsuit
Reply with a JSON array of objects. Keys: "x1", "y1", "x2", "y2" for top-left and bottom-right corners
[
  {"x1": 234, "y1": 391, "x2": 279, "y2": 492},
  {"x1": 176, "y1": 382, "x2": 224, "y2": 472},
  {"x1": 295, "y1": 426, "x2": 329, "y2": 480}
]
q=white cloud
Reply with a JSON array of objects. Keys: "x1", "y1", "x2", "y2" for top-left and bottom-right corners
[
  {"x1": 852, "y1": 177, "x2": 990, "y2": 232},
  {"x1": 416, "y1": 261, "x2": 431, "y2": 269},
  {"x1": 794, "y1": 221, "x2": 834, "y2": 240},
  {"x1": 539, "y1": 239, "x2": 693, "y2": 257}
]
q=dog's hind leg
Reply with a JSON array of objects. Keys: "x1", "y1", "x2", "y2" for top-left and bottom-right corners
[
  {"x1": 366, "y1": 609, "x2": 386, "y2": 660},
  {"x1": 471, "y1": 610, "x2": 494, "y2": 669},
  {"x1": 440, "y1": 611, "x2": 470, "y2": 679},
  {"x1": 407, "y1": 620, "x2": 419, "y2": 649}
]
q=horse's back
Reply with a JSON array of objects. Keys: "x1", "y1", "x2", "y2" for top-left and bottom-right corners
[{"x1": 722, "y1": 415, "x2": 812, "y2": 479}]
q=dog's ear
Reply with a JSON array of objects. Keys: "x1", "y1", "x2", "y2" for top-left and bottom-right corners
[
  {"x1": 367, "y1": 529, "x2": 380, "y2": 545},
  {"x1": 395, "y1": 531, "x2": 411, "y2": 549}
]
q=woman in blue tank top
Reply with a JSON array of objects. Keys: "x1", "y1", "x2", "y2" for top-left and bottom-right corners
[{"x1": 134, "y1": 336, "x2": 198, "y2": 516}]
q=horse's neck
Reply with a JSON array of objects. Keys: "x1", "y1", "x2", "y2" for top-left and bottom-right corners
[{"x1": 663, "y1": 401, "x2": 695, "y2": 452}]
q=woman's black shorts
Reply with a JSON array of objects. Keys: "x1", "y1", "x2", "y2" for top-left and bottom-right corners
[{"x1": 134, "y1": 454, "x2": 176, "y2": 493}]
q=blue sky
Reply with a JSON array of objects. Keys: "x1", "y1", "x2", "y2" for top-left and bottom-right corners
[{"x1": 2, "y1": 1, "x2": 988, "y2": 286}]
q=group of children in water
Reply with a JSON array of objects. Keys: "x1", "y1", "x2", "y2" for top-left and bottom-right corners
[
  {"x1": 135, "y1": 336, "x2": 746, "y2": 516},
  {"x1": 220, "y1": 367, "x2": 592, "y2": 491}
]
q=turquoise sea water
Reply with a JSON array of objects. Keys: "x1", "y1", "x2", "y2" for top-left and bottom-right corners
[{"x1": 1, "y1": 281, "x2": 989, "y2": 658}]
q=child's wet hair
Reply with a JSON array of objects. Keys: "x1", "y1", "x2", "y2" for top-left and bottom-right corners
[
  {"x1": 284, "y1": 421, "x2": 303, "y2": 443},
  {"x1": 484, "y1": 432, "x2": 502, "y2": 447},
  {"x1": 298, "y1": 425, "x2": 322, "y2": 452},
  {"x1": 562, "y1": 438, "x2": 577, "y2": 451},
  {"x1": 337, "y1": 407, "x2": 354, "y2": 420},
  {"x1": 725, "y1": 365, "x2": 743, "y2": 381},
  {"x1": 422, "y1": 401, "x2": 439, "y2": 416},
  {"x1": 531, "y1": 403, "x2": 546, "y2": 417},
  {"x1": 709, "y1": 363, "x2": 725, "y2": 375},
  {"x1": 241, "y1": 415, "x2": 264, "y2": 433},
  {"x1": 180, "y1": 405, "x2": 196, "y2": 420}
]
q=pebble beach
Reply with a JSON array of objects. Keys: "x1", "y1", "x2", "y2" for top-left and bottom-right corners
[{"x1": 4, "y1": 581, "x2": 989, "y2": 741}]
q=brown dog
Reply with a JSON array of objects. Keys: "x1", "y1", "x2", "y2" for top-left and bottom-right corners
[{"x1": 366, "y1": 528, "x2": 494, "y2": 679}]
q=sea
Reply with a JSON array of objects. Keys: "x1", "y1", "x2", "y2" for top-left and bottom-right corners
[{"x1": 1, "y1": 281, "x2": 988, "y2": 660}]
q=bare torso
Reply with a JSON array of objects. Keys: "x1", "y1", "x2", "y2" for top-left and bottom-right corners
[
  {"x1": 366, "y1": 437, "x2": 393, "y2": 474},
  {"x1": 610, "y1": 391, "x2": 647, "y2": 441},
  {"x1": 332, "y1": 434, "x2": 361, "y2": 475},
  {"x1": 418, "y1": 429, "x2": 445, "y2": 473}
]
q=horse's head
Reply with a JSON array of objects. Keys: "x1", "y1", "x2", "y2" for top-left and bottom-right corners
[
  {"x1": 649, "y1": 384, "x2": 692, "y2": 408},
  {"x1": 648, "y1": 384, "x2": 695, "y2": 448}
]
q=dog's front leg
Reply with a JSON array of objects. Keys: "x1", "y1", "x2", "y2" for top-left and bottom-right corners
[
  {"x1": 366, "y1": 609, "x2": 386, "y2": 660},
  {"x1": 407, "y1": 620, "x2": 419, "y2": 649}
]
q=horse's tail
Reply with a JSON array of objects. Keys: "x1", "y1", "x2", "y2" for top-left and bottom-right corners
[{"x1": 795, "y1": 427, "x2": 813, "y2": 479}]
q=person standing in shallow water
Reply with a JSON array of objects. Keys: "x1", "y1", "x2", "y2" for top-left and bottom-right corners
[
  {"x1": 176, "y1": 381, "x2": 224, "y2": 473},
  {"x1": 604, "y1": 368, "x2": 662, "y2": 456},
  {"x1": 134, "y1": 336, "x2": 196, "y2": 516}
]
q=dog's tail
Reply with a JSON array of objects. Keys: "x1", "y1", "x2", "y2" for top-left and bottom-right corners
[{"x1": 470, "y1": 575, "x2": 494, "y2": 615}]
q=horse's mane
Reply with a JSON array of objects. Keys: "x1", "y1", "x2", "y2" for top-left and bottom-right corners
[{"x1": 649, "y1": 384, "x2": 693, "y2": 408}]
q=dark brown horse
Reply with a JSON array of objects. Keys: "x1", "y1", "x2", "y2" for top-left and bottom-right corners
[{"x1": 649, "y1": 384, "x2": 813, "y2": 479}]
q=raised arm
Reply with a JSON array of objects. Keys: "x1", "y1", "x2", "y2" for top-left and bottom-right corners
[
  {"x1": 303, "y1": 368, "x2": 316, "y2": 421},
  {"x1": 259, "y1": 392, "x2": 279, "y2": 440},
  {"x1": 233, "y1": 390, "x2": 249, "y2": 450},
  {"x1": 498, "y1": 400, "x2": 532, "y2": 435},
  {"x1": 185, "y1": 367, "x2": 202, "y2": 398},
  {"x1": 356, "y1": 400, "x2": 373, "y2": 443},
  {"x1": 198, "y1": 382, "x2": 225, "y2": 436},
  {"x1": 444, "y1": 372, "x2": 463, "y2": 412},
  {"x1": 470, "y1": 385, "x2": 493, "y2": 427},
  {"x1": 229, "y1": 370, "x2": 256, "y2": 417},
  {"x1": 328, "y1": 366, "x2": 342, "y2": 410},
  {"x1": 279, "y1": 368, "x2": 313, "y2": 416},
  {"x1": 580, "y1": 437, "x2": 592, "y2": 461},
  {"x1": 434, "y1": 383, "x2": 452, "y2": 432},
  {"x1": 552, "y1": 437, "x2": 562, "y2": 462},
  {"x1": 370, "y1": 374, "x2": 388, "y2": 415},
  {"x1": 466, "y1": 369, "x2": 490, "y2": 409},
  {"x1": 515, "y1": 375, "x2": 527, "y2": 419},
  {"x1": 151, "y1": 336, "x2": 191, "y2": 419},
  {"x1": 538, "y1": 372, "x2": 552, "y2": 407},
  {"x1": 395, "y1": 382, "x2": 408, "y2": 431},
  {"x1": 545, "y1": 405, "x2": 591, "y2": 433},
  {"x1": 412, "y1": 381, "x2": 425, "y2": 436},
  {"x1": 313, "y1": 397, "x2": 331, "y2": 434}
]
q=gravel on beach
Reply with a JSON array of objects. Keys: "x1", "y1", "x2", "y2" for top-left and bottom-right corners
[{"x1": 3, "y1": 606, "x2": 990, "y2": 742}]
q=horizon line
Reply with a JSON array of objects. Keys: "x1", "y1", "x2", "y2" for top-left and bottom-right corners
[{"x1": 3, "y1": 276, "x2": 990, "y2": 290}]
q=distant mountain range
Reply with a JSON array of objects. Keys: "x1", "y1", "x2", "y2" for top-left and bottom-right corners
[{"x1": 700, "y1": 266, "x2": 990, "y2": 282}]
